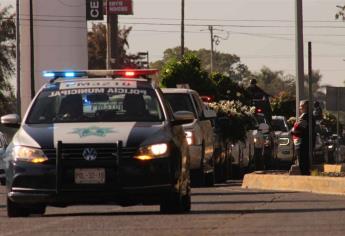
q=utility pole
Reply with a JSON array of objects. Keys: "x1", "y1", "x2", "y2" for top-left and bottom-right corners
[
  {"x1": 181, "y1": 0, "x2": 185, "y2": 58},
  {"x1": 29, "y1": 0, "x2": 35, "y2": 99},
  {"x1": 209, "y1": 25, "x2": 214, "y2": 74},
  {"x1": 308, "y1": 42, "x2": 313, "y2": 169},
  {"x1": 295, "y1": 0, "x2": 305, "y2": 117},
  {"x1": 16, "y1": 0, "x2": 21, "y2": 117},
  {"x1": 110, "y1": 14, "x2": 119, "y2": 68},
  {"x1": 106, "y1": 0, "x2": 119, "y2": 69}
]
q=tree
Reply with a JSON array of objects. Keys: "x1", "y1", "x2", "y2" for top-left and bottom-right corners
[
  {"x1": 88, "y1": 23, "x2": 140, "y2": 69},
  {"x1": 210, "y1": 72, "x2": 251, "y2": 105},
  {"x1": 151, "y1": 46, "x2": 251, "y2": 80},
  {"x1": 271, "y1": 91, "x2": 296, "y2": 118},
  {"x1": 0, "y1": 4, "x2": 16, "y2": 115},
  {"x1": 247, "y1": 67, "x2": 296, "y2": 98},
  {"x1": 160, "y1": 53, "x2": 216, "y2": 95}
]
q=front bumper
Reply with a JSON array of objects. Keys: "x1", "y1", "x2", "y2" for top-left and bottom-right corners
[{"x1": 7, "y1": 157, "x2": 175, "y2": 206}]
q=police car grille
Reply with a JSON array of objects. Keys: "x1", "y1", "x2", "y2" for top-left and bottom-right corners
[
  {"x1": 121, "y1": 147, "x2": 137, "y2": 158},
  {"x1": 62, "y1": 144, "x2": 117, "y2": 160},
  {"x1": 42, "y1": 146, "x2": 137, "y2": 160}
]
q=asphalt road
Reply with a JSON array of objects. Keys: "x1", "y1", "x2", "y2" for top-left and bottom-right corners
[{"x1": 1, "y1": 181, "x2": 345, "y2": 236}]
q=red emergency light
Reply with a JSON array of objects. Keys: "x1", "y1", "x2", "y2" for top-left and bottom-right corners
[
  {"x1": 200, "y1": 96, "x2": 214, "y2": 103},
  {"x1": 256, "y1": 108, "x2": 263, "y2": 113}
]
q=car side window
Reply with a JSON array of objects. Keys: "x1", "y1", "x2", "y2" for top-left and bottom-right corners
[
  {"x1": 157, "y1": 89, "x2": 174, "y2": 121},
  {"x1": 191, "y1": 93, "x2": 203, "y2": 118}
]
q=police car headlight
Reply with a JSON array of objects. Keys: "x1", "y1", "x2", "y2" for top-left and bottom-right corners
[
  {"x1": 134, "y1": 143, "x2": 169, "y2": 161},
  {"x1": 279, "y1": 138, "x2": 290, "y2": 146},
  {"x1": 13, "y1": 146, "x2": 48, "y2": 163}
]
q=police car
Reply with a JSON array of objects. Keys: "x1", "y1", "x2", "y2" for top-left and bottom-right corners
[{"x1": 1, "y1": 69, "x2": 193, "y2": 217}]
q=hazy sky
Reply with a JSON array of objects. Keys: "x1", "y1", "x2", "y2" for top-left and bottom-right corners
[{"x1": 3, "y1": 0, "x2": 345, "y2": 87}]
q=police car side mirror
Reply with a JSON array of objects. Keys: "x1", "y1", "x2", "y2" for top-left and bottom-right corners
[
  {"x1": 172, "y1": 111, "x2": 195, "y2": 125},
  {"x1": 1, "y1": 114, "x2": 21, "y2": 128}
]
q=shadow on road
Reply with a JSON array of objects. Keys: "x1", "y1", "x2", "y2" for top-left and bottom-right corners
[
  {"x1": 43, "y1": 206, "x2": 345, "y2": 218},
  {"x1": 190, "y1": 207, "x2": 345, "y2": 215},
  {"x1": 193, "y1": 199, "x2": 340, "y2": 205},
  {"x1": 44, "y1": 211, "x2": 159, "y2": 218},
  {"x1": 192, "y1": 191, "x2": 296, "y2": 197}
]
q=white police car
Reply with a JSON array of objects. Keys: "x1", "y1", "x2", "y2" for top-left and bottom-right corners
[{"x1": 1, "y1": 69, "x2": 193, "y2": 217}]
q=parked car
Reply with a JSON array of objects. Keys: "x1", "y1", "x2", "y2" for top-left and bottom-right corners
[
  {"x1": 231, "y1": 116, "x2": 268, "y2": 176},
  {"x1": 256, "y1": 113, "x2": 278, "y2": 169},
  {"x1": 272, "y1": 116, "x2": 294, "y2": 165},
  {"x1": 203, "y1": 103, "x2": 232, "y2": 183},
  {"x1": 314, "y1": 123, "x2": 328, "y2": 163},
  {"x1": 162, "y1": 88, "x2": 216, "y2": 186},
  {"x1": 0, "y1": 131, "x2": 8, "y2": 185}
]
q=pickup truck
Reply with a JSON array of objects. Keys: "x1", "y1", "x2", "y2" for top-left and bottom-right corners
[{"x1": 162, "y1": 88, "x2": 216, "y2": 186}]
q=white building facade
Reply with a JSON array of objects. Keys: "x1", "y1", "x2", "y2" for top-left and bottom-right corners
[{"x1": 19, "y1": 0, "x2": 88, "y2": 115}]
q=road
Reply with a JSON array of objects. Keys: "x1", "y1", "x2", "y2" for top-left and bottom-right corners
[{"x1": 1, "y1": 181, "x2": 345, "y2": 235}]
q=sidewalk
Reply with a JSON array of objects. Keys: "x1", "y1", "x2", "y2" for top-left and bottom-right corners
[{"x1": 242, "y1": 165, "x2": 345, "y2": 196}]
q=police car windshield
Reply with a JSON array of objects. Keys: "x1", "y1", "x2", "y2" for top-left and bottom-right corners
[{"x1": 26, "y1": 87, "x2": 164, "y2": 123}]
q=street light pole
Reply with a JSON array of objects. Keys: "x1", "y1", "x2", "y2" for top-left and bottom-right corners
[
  {"x1": 295, "y1": 0, "x2": 305, "y2": 117},
  {"x1": 16, "y1": 0, "x2": 21, "y2": 117},
  {"x1": 181, "y1": 0, "x2": 185, "y2": 58},
  {"x1": 29, "y1": 0, "x2": 35, "y2": 99}
]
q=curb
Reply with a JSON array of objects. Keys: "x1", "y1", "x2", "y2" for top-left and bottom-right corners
[{"x1": 242, "y1": 172, "x2": 345, "y2": 196}]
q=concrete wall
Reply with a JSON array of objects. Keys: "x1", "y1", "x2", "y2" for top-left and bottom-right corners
[{"x1": 19, "y1": 0, "x2": 88, "y2": 116}]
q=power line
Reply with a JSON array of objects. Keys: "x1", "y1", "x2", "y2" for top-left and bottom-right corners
[
  {"x1": 17, "y1": 14, "x2": 345, "y2": 23},
  {"x1": 5, "y1": 17, "x2": 345, "y2": 29}
]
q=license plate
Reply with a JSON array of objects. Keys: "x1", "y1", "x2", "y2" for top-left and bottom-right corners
[{"x1": 74, "y1": 168, "x2": 105, "y2": 184}]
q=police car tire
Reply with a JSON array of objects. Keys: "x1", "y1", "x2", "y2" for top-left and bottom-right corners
[
  {"x1": 160, "y1": 181, "x2": 191, "y2": 214},
  {"x1": 7, "y1": 198, "x2": 30, "y2": 218}
]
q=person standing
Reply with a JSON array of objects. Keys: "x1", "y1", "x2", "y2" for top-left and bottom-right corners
[{"x1": 291, "y1": 100, "x2": 315, "y2": 175}]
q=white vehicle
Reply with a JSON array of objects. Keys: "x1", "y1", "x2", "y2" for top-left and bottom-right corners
[
  {"x1": 231, "y1": 117, "x2": 268, "y2": 176},
  {"x1": 272, "y1": 116, "x2": 294, "y2": 163},
  {"x1": 162, "y1": 88, "x2": 216, "y2": 186}
]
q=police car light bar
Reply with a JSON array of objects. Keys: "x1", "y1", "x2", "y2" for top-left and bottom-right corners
[
  {"x1": 43, "y1": 69, "x2": 159, "y2": 81},
  {"x1": 87, "y1": 69, "x2": 159, "y2": 78}
]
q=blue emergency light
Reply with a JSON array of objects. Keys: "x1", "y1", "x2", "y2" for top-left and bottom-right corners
[{"x1": 42, "y1": 71, "x2": 88, "y2": 79}]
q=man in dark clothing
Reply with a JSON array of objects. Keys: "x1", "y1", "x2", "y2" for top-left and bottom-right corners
[
  {"x1": 291, "y1": 100, "x2": 316, "y2": 175},
  {"x1": 246, "y1": 79, "x2": 270, "y2": 100},
  {"x1": 246, "y1": 79, "x2": 272, "y2": 123}
]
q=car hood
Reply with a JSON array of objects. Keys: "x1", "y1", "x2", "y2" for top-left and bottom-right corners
[{"x1": 12, "y1": 122, "x2": 169, "y2": 149}]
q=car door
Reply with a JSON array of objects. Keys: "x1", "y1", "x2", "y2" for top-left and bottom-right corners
[{"x1": 190, "y1": 92, "x2": 214, "y2": 160}]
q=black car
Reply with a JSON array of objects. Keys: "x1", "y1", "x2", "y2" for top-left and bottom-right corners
[{"x1": 1, "y1": 69, "x2": 193, "y2": 217}]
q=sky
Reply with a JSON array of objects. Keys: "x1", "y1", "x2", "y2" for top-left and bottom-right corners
[{"x1": 3, "y1": 0, "x2": 345, "y2": 87}]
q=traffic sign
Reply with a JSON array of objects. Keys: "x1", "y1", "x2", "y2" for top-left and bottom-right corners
[
  {"x1": 326, "y1": 86, "x2": 345, "y2": 111},
  {"x1": 104, "y1": 0, "x2": 133, "y2": 15},
  {"x1": 86, "y1": 0, "x2": 104, "y2": 21}
]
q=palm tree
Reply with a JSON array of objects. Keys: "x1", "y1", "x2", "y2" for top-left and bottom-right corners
[
  {"x1": 0, "y1": 4, "x2": 16, "y2": 115},
  {"x1": 88, "y1": 23, "x2": 140, "y2": 69}
]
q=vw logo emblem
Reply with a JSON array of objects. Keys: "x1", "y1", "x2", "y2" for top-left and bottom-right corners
[{"x1": 82, "y1": 148, "x2": 97, "y2": 161}]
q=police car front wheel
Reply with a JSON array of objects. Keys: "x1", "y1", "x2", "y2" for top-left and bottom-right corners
[{"x1": 7, "y1": 198, "x2": 46, "y2": 217}]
